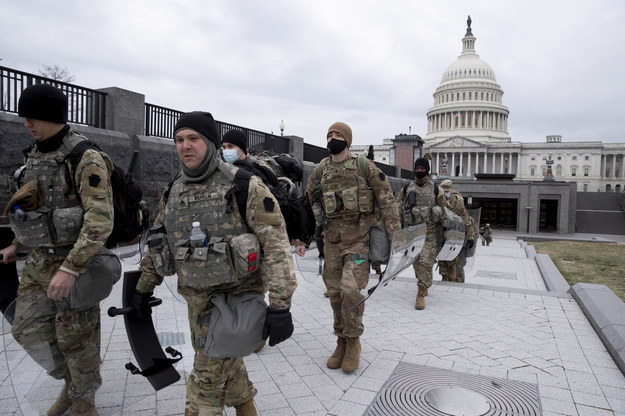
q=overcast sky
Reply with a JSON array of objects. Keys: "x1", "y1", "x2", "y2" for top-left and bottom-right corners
[{"x1": 2, "y1": 0, "x2": 624, "y2": 147}]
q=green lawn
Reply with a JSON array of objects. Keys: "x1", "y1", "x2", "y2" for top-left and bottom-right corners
[{"x1": 530, "y1": 241, "x2": 625, "y2": 301}]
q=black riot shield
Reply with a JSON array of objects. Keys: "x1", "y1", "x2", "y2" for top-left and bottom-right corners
[
  {"x1": 0, "y1": 226, "x2": 20, "y2": 314},
  {"x1": 107, "y1": 270, "x2": 181, "y2": 391}
]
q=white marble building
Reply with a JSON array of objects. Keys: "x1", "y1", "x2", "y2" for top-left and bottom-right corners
[{"x1": 367, "y1": 17, "x2": 625, "y2": 193}]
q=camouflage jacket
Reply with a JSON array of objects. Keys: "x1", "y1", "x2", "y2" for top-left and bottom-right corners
[
  {"x1": 397, "y1": 177, "x2": 446, "y2": 235},
  {"x1": 306, "y1": 153, "x2": 400, "y2": 243},
  {"x1": 137, "y1": 162, "x2": 296, "y2": 309},
  {"x1": 16, "y1": 128, "x2": 114, "y2": 275},
  {"x1": 444, "y1": 190, "x2": 476, "y2": 240}
]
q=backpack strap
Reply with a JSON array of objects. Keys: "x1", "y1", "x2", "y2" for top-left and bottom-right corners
[
  {"x1": 63, "y1": 140, "x2": 103, "y2": 198},
  {"x1": 225, "y1": 168, "x2": 253, "y2": 227}
]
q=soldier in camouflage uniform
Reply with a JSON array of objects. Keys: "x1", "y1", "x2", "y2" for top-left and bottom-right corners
[
  {"x1": 0, "y1": 84, "x2": 114, "y2": 416},
  {"x1": 396, "y1": 157, "x2": 445, "y2": 310},
  {"x1": 437, "y1": 179, "x2": 476, "y2": 283},
  {"x1": 221, "y1": 129, "x2": 297, "y2": 199},
  {"x1": 481, "y1": 223, "x2": 493, "y2": 246},
  {"x1": 134, "y1": 112, "x2": 296, "y2": 416},
  {"x1": 305, "y1": 122, "x2": 400, "y2": 374}
]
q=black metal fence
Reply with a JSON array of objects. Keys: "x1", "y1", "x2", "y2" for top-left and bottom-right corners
[
  {"x1": 304, "y1": 143, "x2": 329, "y2": 164},
  {"x1": 2, "y1": 65, "x2": 408, "y2": 178},
  {"x1": 145, "y1": 103, "x2": 290, "y2": 154},
  {"x1": 0, "y1": 66, "x2": 107, "y2": 128}
]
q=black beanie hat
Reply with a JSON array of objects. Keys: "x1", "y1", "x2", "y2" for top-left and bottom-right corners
[
  {"x1": 222, "y1": 129, "x2": 248, "y2": 154},
  {"x1": 174, "y1": 111, "x2": 220, "y2": 148},
  {"x1": 18, "y1": 84, "x2": 68, "y2": 123},
  {"x1": 414, "y1": 157, "x2": 430, "y2": 172}
]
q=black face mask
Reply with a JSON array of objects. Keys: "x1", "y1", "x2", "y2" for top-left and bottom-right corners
[
  {"x1": 415, "y1": 171, "x2": 428, "y2": 179},
  {"x1": 327, "y1": 139, "x2": 347, "y2": 155}
]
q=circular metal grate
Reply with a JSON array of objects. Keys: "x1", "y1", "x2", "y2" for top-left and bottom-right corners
[
  {"x1": 425, "y1": 386, "x2": 490, "y2": 415},
  {"x1": 365, "y1": 363, "x2": 541, "y2": 416}
]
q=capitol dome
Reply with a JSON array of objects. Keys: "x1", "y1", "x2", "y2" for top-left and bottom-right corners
[{"x1": 425, "y1": 16, "x2": 510, "y2": 144}]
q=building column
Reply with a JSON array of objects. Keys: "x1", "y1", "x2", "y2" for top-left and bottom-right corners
[
  {"x1": 459, "y1": 152, "x2": 464, "y2": 176},
  {"x1": 467, "y1": 152, "x2": 472, "y2": 176},
  {"x1": 612, "y1": 154, "x2": 616, "y2": 179},
  {"x1": 451, "y1": 153, "x2": 456, "y2": 176}
]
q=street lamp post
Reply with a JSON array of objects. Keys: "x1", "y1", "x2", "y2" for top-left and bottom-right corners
[{"x1": 279, "y1": 120, "x2": 285, "y2": 137}]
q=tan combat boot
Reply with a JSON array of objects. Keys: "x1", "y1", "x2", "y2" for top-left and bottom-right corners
[
  {"x1": 234, "y1": 398, "x2": 258, "y2": 416},
  {"x1": 68, "y1": 395, "x2": 97, "y2": 416},
  {"x1": 341, "y1": 337, "x2": 361, "y2": 373},
  {"x1": 326, "y1": 337, "x2": 347, "y2": 369},
  {"x1": 47, "y1": 377, "x2": 72, "y2": 416},
  {"x1": 415, "y1": 288, "x2": 426, "y2": 310}
]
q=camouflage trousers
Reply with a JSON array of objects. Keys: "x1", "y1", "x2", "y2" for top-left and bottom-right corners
[
  {"x1": 438, "y1": 258, "x2": 458, "y2": 282},
  {"x1": 454, "y1": 251, "x2": 468, "y2": 283},
  {"x1": 411, "y1": 236, "x2": 442, "y2": 290},
  {"x1": 11, "y1": 249, "x2": 102, "y2": 399},
  {"x1": 185, "y1": 304, "x2": 256, "y2": 416},
  {"x1": 323, "y1": 238, "x2": 370, "y2": 338}
]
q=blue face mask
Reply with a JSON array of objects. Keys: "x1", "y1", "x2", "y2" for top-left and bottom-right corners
[
  {"x1": 223, "y1": 148, "x2": 239, "y2": 163},
  {"x1": 444, "y1": 191, "x2": 451, "y2": 198}
]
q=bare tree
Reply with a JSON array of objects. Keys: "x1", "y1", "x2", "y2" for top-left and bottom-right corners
[{"x1": 38, "y1": 65, "x2": 75, "y2": 82}]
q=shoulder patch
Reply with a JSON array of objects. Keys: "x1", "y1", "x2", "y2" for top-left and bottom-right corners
[
  {"x1": 379, "y1": 172, "x2": 386, "y2": 181},
  {"x1": 263, "y1": 196, "x2": 275, "y2": 212},
  {"x1": 89, "y1": 174, "x2": 101, "y2": 187}
]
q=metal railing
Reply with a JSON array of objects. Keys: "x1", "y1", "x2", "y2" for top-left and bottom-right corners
[
  {"x1": 145, "y1": 103, "x2": 291, "y2": 154},
  {"x1": 303, "y1": 143, "x2": 329, "y2": 164},
  {"x1": 1, "y1": 65, "x2": 410, "y2": 179},
  {"x1": 0, "y1": 66, "x2": 107, "y2": 128}
]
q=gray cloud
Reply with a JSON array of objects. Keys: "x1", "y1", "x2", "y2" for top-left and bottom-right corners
[{"x1": 2, "y1": 0, "x2": 624, "y2": 146}]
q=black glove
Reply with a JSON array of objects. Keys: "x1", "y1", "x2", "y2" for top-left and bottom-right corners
[
  {"x1": 132, "y1": 290, "x2": 153, "y2": 319},
  {"x1": 262, "y1": 308, "x2": 294, "y2": 346},
  {"x1": 466, "y1": 239, "x2": 475, "y2": 249}
]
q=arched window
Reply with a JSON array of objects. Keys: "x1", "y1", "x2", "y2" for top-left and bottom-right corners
[
  {"x1": 571, "y1": 167, "x2": 577, "y2": 177},
  {"x1": 606, "y1": 184, "x2": 612, "y2": 192},
  {"x1": 584, "y1": 167, "x2": 589, "y2": 176},
  {"x1": 530, "y1": 167, "x2": 536, "y2": 176},
  {"x1": 556, "y1": 165, "x2": 562, "y2": 176}
]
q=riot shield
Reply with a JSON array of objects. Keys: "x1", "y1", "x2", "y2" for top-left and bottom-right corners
[
  {"x1": 352, "y1": 224, "x2": 426, "y2": 308},
  {"x1": 107, "y1": 270, "x2": 182, "y2": 391},
  {"x1": 436, "y1": 207, "x2": 465, "y2": 261}
]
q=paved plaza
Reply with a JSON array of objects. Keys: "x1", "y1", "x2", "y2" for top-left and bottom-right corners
[{"x1": 2, "y1": 231, "x2": 625, "y2": 415}]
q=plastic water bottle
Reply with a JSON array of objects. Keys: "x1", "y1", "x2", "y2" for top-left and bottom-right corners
[
  {"x1": 13, "y1": 205, "x2": 28, "y2": 222},
  {"x1": 190, "y1": 221, "x2": 206, "y2": 247}
]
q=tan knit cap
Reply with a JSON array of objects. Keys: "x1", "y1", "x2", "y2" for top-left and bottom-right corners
[
  {"x1": 327, "y1": 122, "x2": 353, "y2": 148},
  {"x1": 440, "y1": 179, "x2": 453, "y2": 189}
]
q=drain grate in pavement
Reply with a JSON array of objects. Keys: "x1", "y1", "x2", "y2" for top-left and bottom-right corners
[
  {"x1": 157, "y1": 332, "x2": 186, "y2": 346},
  {"x1": 364, "y1": 363, "x2": 541, "y2": 416},
  {"x1": 475, "y1": 270, "x2": 518, "y2": 280}
]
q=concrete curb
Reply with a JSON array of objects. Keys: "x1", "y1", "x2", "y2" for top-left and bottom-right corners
[
  {"x1": 569, "y1": 283, "x2": 625, "y2": 376},
  {"x1": 534, "y1": 253, "x2": 571, "y2": 293}
]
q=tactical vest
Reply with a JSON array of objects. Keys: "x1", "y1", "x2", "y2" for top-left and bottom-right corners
[
  {"x1": 10, "y1": 132, "x2": 87, "y2": 247},
  {"x1": 316, "y1": 155, "x2": 374, "y2": 221},
  {"x1": 160, "y1": 165, "x2": 258, "y2": 291},
  {"x1": 402, "y1": 180, "x2": 441, "y2": 226}
]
